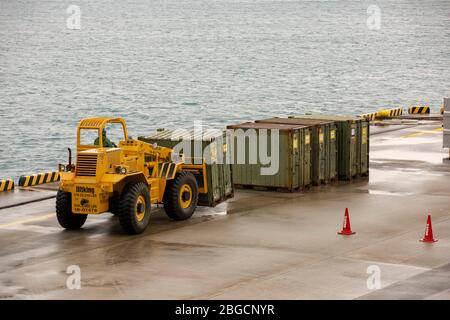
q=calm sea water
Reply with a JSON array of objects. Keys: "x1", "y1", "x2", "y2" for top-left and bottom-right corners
[{"x1": 0, "y1": 0, "x2": 449, "y2": 179}]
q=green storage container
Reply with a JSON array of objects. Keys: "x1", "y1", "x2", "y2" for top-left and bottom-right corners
[
  {"x1": 226, "y1": 122, "x2": 312, "y2": 191},
  {"x1": 138, "y1": 129, "x2": 233, "y2": 207},
  {"x1": 358, "y1": 119, "x2": 369, "y2": 177},
  {"x1": 290, "y1": 115, "x2": 369, "y2": 179},
  {"x1": 256, "y1": 118, "x2": 337, "y2": 185}
]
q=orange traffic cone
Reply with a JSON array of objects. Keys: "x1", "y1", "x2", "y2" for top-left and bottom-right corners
[
  {"x1": 420, "y1": 214, "x2": 437, "y2": 243},
  {"x1": 338, "y1": 208, "x2": 355, "y2": 235}
]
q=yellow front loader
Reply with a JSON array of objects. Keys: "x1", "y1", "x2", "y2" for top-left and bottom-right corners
[{"x1": 57, "y1": 117, "x2": 207, "y2": 234}]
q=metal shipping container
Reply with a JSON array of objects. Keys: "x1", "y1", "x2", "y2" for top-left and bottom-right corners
[
  {"x1": 357, "y1": 119, "x2": 370, "y2": 177},
  {"x1": 138, "y1": 129, "x2": 233, "y2": 207},
  {"x1": 444, "y1": 98, "x2": 450, "y2": 149},
  {"x1": 226, "y1": 122, "x2": 312, "y2": 191},
  {"x1": 256, "y1": 118, "x2": 337, "y2": 185},
  {"x1": 290, "y1": 115, "x2": 369, "y2": 179}
]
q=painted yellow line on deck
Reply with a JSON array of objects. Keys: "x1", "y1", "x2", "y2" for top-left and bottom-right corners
[
  {"x1": 401, "y1": 127, "x2": 443, "y2": 138},
  {"x1": 0, "y1": 213, "x2": 54, "y2": 229}
]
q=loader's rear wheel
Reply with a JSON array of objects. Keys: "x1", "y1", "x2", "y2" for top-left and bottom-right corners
[
  {"x1": 118, "y1": 182, "x2": 151, "y2": 235},
  {"x1": 56, "y1": 190, "x2": 87, "y2": 230},
  {"x1": 163, "y1": 172, "x2": 198, "y2": 221}
]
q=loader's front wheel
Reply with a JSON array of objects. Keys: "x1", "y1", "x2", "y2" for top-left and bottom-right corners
[
  {"x1": 56, "y1": 190, "x2": 88, "y2": 230},
  {"x1": 118, "y1": 182, "x2": 151, "y2": 235},
  {"x1": 163, "y1": 172, "x2": 198, "y2": 221}
]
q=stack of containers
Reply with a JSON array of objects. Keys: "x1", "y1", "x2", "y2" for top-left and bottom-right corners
[
  {"x1": 289, "y1": 115, "x2": 369, "y2": 180},
  {"x1": 444, "y1": 98, "x2": 450, "y2": 150},
  {"x1": 255, "y1": 118, "x2": 337, "y2": 185},
  {"x1": 138, "y1": 129, "x2": 233, "y2": 207},
  {"x1": 226, "y1": 122, "x2": 312, "y2": 191}
]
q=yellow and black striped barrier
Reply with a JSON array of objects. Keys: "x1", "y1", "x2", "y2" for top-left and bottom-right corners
[
  {"x1": 18, "y1": 172, "x2": 60, "y2": 187},
  {"x1": 360, "y1": 112, "x2": 378, "y2": 121},
  {"x1": 0, "y1": 179, "x2": 14, "y2": 192},
  {"x1": 360, "y1": 107, "x2": 403, "y2": 121},
  {"x1": 409, "y1": 105, "x2": 430, "y2": 114},
  {"x1": 376, "y1": 107, "x2": 403, "y2": 118}
]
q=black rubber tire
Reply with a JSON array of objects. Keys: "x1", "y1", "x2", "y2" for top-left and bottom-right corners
[
  {"x1": 163, "y1": 172, "x2": 198, "y2": 221},
  {"x1": 56, "y1": 190, "x2": 88, "y2": 230},
  {"x1": 118, "y1": 182, "x2": 151, "y2": 235}
]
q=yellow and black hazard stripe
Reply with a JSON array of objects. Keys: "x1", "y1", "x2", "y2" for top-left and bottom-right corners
[
  {"x1": 409, "y1": 105, "x2": 430, "y2": 114},
  {"x1": 389, "y1": 107, "x2": 403, "y2": 117},
  {"x1": 376, "y1": 107, "x2": 403, "y2": 118},
  {"x1": 0, "y1": 179, "x2": 14, "y2": 192},
  {"x1": 157, "y1": 163, "x2": 177, "y2": 179},
  {"x1": 18, "y1": 172, "x2": 60, "y2": 187},
  {"x1": 360, "y1": 112, "x2": 377, "y2": 121}
]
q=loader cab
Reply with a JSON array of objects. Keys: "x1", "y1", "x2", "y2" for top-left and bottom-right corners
[{"x1": 77, "y1": 118, "x2": 129, "y2": 152}]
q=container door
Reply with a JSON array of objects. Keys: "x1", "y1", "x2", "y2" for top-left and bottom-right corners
[
  {"x1": 212, "y1": 139, "x2": 224, "y2": 200},
  {"x1": 350, "y1": 124, "x2": 357, "y2": 176},
  {"x1": 211, "y1": 163, "x2": 221, "y2": 201},
  {"x1": 198, "y1": 165, "x2": 213, "y2": 206},
  {"x1": 337, "y1": 122, "x2": 352, "y2": 180},
  {"x1": 261, "y1": 130, "x2": 291, "y2": 189},
  {"x1": 329, "y1": 125, "x2": 337, "y2": 180},
  {"x1": 218, "y1": 163, "x2": 224, "y2": 200},
  {"x1": 304, "y1": 129, "x2": 312, "y2": 186},
  {"x1": 355, "y1": 122, "x2": 362, "y2": 175},
  {"x1": 319, "y1": 127, "x2": 326, "y2": 182},
  {"x1": 205, "y1": 141, "x2": 220, "y2": 202},
  {"x1": 252, "y1": 130, "x2": 262, "y2": 187},
  {"x1": 323, "y1": 125, "x2": 330, "y2": 182},
  {"x1": 231, "y1": 130, "x2": 248, "y2": 186},
  {"x1": 292, "y1": 131, "x2": 300, "y2": 189},
  {"x1": 310, "y1": 127, "x2": 319, "y2": 185},
  {"x1": 222, "y1": 137, "x2": 233, "y2": 195},
  {"x1": 223, "y1": 163, "x2": 233, "y2": 195},
  {"x1": 360, "y1": 121, "x2": 369, "y2": 175},
  {"x1": 265, "y1": 129, "x2": 290, "y2": 189}
]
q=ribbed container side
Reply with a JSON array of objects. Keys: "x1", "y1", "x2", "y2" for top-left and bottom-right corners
[
  {"x1": 255, "y1": 118, "x2": 335, "y2": 185},
  {"x1": 138, "y1": 129, "x2": 233, "y2": 207},
  {"x1": 226, "y1": 122, "x2": 312, "y2": 191},
  {"x1": 288, "y1": 115, "x2": 369, "y2": 180}
]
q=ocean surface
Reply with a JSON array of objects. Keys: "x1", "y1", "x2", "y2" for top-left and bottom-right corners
[{"x1": 0, "y1": 0, "x2": 449, "y2": 179}]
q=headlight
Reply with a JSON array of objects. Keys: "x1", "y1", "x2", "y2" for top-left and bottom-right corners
[{"x1": 116, "y1": 166, "x2": 127, "y2": 174}]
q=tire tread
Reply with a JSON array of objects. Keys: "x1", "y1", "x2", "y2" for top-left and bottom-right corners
[
  {"x1": 163, "y1": 171, "x2": 198, "y2": 221},
  {"x1": 118, "y1": 182, "x2": 150, "y2": 234},
  {"x1": 56, "y1": 190, "x2": 87, "y2": 230}
]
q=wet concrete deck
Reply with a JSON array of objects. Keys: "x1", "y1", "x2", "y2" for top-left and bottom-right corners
[{"x1": 0, "y1": 123, "x2": 449, "y2": 299}]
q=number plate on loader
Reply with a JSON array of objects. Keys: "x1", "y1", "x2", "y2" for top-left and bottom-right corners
[{"x1": 72, "y1": 185, "x2": 101, "y2": 214}]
